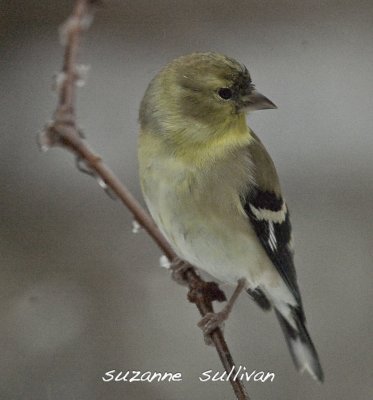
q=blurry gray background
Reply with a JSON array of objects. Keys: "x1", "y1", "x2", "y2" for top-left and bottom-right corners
[{"x1": 1, "y1": 0, "x2": 372, "y2": 399}]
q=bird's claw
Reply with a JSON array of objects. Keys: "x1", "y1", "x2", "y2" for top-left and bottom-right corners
[
  {"x1": 198, "y1": 311, "x2": 226, "y2": 345},
  {"x1": 170, "y1": 258, "x2": 190, "y2": 286}
]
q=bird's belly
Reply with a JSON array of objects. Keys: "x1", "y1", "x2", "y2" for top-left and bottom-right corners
[
  {"x1": 173, "y1": 220, "x2": 269, "y2": 286},
  {"x1": 145, "y1": 188, "x2": 273, "y2": 287}
]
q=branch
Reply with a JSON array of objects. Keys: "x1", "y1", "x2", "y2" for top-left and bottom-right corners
[{"x1": 40, "y1": 1, "x2": 250, "y2": 399}]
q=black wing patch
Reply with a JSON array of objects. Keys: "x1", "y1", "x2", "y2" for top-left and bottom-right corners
[{"x1": 242, "y1": 189, "x2": 302, "y2": 308}]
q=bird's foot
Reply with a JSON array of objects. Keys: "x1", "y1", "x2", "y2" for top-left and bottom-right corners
[
  {"x1": 197, "y1": 310, "x2": 228, "y2": 345},
  {"x1": 170, "y1": 257, "x2": 191, "y2": 286},
  {"x1": 195, "y1": 279, "x2": 247, "y2": 345}
]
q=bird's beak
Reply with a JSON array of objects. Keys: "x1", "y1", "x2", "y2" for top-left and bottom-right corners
[{"x1": 241, "y1": 90, "x2": 277, "y2": 111}]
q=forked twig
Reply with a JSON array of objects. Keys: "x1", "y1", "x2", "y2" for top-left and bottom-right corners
[{"x1": 39, "y1": 1, "x2": 250, "y2": 399}]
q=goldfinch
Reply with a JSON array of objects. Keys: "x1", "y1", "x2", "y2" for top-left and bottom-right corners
[{"x1": 138, "y1": 52, "x2": 323, "y2": 382}]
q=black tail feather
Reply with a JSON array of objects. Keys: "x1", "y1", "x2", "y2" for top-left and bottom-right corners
[
  {"x1": 275, "y1": 308, "x2": 324, "y2": 382},
  {"x1": 247, "y1": 288, "x2": 271, "y2": 311}
]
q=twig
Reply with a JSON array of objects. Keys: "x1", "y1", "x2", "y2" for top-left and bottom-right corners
[{"x1": 39, "y1": 1, "x2": 250, "y2": 399}]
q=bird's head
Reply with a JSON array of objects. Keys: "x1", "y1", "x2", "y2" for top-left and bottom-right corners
[{"x1": 140, "y1": 52, "x2": 276, "y2": 143}]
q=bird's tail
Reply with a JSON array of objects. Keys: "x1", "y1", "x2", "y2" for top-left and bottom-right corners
[{"x1": 275, "y1": 307, "x2": 324, "y2": 382}]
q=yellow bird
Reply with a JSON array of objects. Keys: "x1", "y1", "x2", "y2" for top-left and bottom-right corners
[{"x1": 138, "y1": 52, "x2": 323, "y2": 382}]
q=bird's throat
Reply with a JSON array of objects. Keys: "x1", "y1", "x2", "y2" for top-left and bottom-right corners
[{"x1": 173, "y1": 113, "x2": 253, "y2": 167}]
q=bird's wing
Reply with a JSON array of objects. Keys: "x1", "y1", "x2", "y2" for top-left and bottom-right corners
[
  {"x1": 241, "y1": 135, "x2": 303, "y2": 309},
  {"x1": 242, "y1": 189, "x2": 302, "y2": 305}
]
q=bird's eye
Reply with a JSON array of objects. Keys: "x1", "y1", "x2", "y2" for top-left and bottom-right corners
[{"x1": 218, "y1": 87, "x2": 233, "y2": 100}]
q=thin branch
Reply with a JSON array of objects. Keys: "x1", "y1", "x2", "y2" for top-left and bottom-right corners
[{"x1": 39, "y1": 1, "x2": 250, "y2": 399}]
